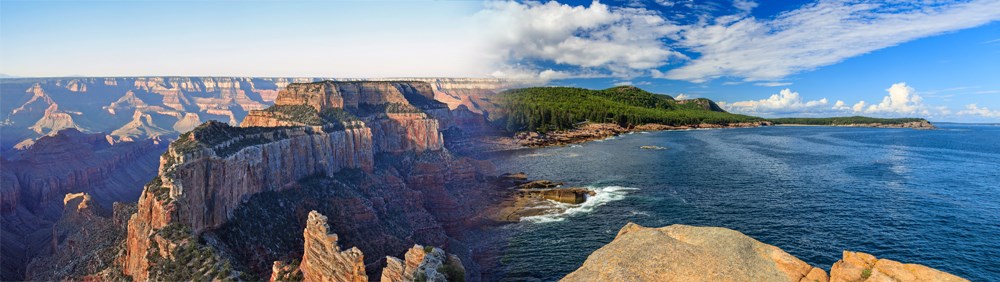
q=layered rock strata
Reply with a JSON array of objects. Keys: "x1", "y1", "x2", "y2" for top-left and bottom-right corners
[
  {"x1": 121, "y1": 80, "x2": 490, "y2": 281},
  {"x1": 299, "y1": 211, "x2": 368, "y2": 282},
  {"x1": 381, "y1": 244, "x2": 465, "y2": 282}
]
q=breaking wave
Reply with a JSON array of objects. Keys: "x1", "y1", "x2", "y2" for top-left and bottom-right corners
[{"x1": 520, "y1": 186, "x2": 638, "y2": 223}]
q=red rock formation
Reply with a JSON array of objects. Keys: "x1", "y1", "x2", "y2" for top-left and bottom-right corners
[
  {"x1": 299, "y1": 211, "x2": 368, "y2": 282},
  {"x1": 380, "y1": 244, "x2": 464, "y2": 282}
]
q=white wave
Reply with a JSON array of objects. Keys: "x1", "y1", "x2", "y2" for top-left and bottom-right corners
[
  {"x1": 521, "y1": 186, "x2": 638, "y2": 223},
  {"x1": 569, "y1": 144, "x2": 582, "y2": 148}
]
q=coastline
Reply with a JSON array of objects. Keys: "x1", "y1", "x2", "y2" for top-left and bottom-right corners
[
  {"x1": 509, "y1": 121, "x2": 773, "y2": 148},
  {"x1": 505, "y1": 120, "x2": 935, "y2": 148}
]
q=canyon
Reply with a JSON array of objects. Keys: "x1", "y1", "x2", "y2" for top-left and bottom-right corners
[
  {"x1": 0, "y1": 77, "x2": 507, "y2": 281},
  {"x1": 27, "y1": 79, "x2": 503, "y2": 281}
]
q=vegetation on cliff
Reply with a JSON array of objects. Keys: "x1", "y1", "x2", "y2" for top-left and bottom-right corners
[
  {"x1": 492, "y1": 86, "x2": 763, "y2": 132},
  {"x1": 768, "y1": 116, "x2": 928, "y2": 125},
  {"x1": 261, "y1": 104, "x2": 361, "y2": 127}
]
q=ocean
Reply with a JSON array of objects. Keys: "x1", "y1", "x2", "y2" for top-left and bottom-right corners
[{"x1": 493, "y1": 124, "x2": 1000, "y2": 281}]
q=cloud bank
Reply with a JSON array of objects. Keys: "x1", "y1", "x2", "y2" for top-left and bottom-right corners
[
  {"x1": 480, "y1": 0, "x2": 1000, "y2": 83},
  {"x1": 722, "y1": 82, "x2": 938, "y2": 117}
]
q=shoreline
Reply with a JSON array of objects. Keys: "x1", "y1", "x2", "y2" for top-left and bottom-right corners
[
  {"x1": 504, "y1": 120, "x2": 936, "y2": 148},
  {"x1": 509, "y1": 121, "x2": 773, "y2": 148}
]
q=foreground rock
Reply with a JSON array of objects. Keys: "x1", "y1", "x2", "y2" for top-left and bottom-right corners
[
  {"x1": 829, "y1": 251, "x2": 967, "y2": 282},
  {"x1": 269, "y1": 211, "x2": 464, "y2": 282},
  {"x1": 563, "y1": 223, "x2": 828, "y2": 282},
  {"x1": 563, "y1": 223, "x2": 966, "y2": 282},
  {"x1": 298, "y1": 211, "x2": 367, "y2": 282},
  {"x1": 381, "y1": 244, "x2": 465, "y2": 282}
]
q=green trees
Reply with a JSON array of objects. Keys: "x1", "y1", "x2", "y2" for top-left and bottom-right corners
[
  {"x1": 768, "y1": 116, "x2": 927, "y2": 125},
  {"x1": 493, "y1": 86, "x2": 763, "y2": 132}
]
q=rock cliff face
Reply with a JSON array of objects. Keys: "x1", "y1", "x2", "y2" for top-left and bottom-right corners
[
  {"x1": 381, "y1": 244, "x2": 465, "y2": 282},
  {"x1": 23, "y1": 193, "x2": 133, "y2": 281},
  {"x1": 299, "y1": 211, "x2": 368, "y2": 282},
  {"x1": 563, "y1": 223, "x2": 966, "y2": 282},
  {"x1": 120, "y1": 80, "x2": 495, "y2": 281},
  {"x1": 1, "y1": 77, "x2": 506, "y2": 151},
  {"x1": 0, "y1": 129, "x2": 163, "y2": 281}
]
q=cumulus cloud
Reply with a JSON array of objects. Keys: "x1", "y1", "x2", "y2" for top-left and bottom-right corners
[
  {"x1": 853, "y1": 82, "x2": 927, "y2": 115},
  {"x1": 479, "y1": 0, "x2": 1000, "y2": 83},
  {"x1": 958, "y1": 104, "x2": 1000, "y2": 118},
  {"x1": 833, "y1": 100, "x2": 850, "y2": 111},
  {"x1": 478, "y1": 0, "x2": 685, "y2": 82},
  {"x1": 720, "y1": 88, "x2": 831, "y2": 115},
  {"x1": 675, "y1": 93, "x2": 691, "y2": 100}
]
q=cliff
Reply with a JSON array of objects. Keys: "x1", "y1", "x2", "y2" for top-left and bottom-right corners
[
  {"x1": 299, "y1": 211, "x2": 368, "y2": 282},
  {"x1": 0, "y1": 128, "x2": 162, "y2": 281},
  {"x1": 562, "y1": 223, "x2": 967, "y2": 282},
  {"x1": 120, "y1": 80, "x2": 495, "y2": 281}
]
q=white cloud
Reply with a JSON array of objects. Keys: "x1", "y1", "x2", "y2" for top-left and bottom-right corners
[
  {"x1": 654, "y1": 0, "x2": 677, "y2": 7},
  {"x1": 958, "y1": 104, "x2": 1000, "y2": 118},
  {"x1": 733, "y1": 0, "x2": 758, "y2": 13},
  {"x1": 479, "y1": 0, "x2": 1000, "y2": 83},
  {"x1": 857, "y1": 82, "x2": 926, "y2": 115},
  {"x1": 478, "y1": 0, "x2": 686, "y2": 82},
  {"x1": 675, "y1": 93, "x2": 691, "y2": 100},
  {"x1": 754, "y1": 81, "x2": 792, "y2": 87},
  {"x1": 664, "y1": 0, "x2": 1000, "y2": 82},
  {"x1": 721, "y1": 88, "x2": 831, "y2": 114},
  {"x1": 614, "y1": 81, "x2": 634, "y2": 86},
  {"x1": 833, "y1": 100, "x2": 850, "y2": 111}
]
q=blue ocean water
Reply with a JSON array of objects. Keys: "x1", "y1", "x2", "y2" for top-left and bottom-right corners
[{"x1": 493, "y1": 124, "x2": 1000, "y2": 281}]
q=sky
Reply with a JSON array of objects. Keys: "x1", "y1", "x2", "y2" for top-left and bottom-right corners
[{"x1": 2, "y1": 0, "x2": 999, "y2": 122}]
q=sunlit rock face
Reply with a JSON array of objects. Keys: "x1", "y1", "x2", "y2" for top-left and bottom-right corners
[
  {"x1": 563, "y1": 223, "x2": 968, "y2": 282},
  {"x1": 562, "y1": 223, "x2": 829, "y2": 282},
  {"x1": 121, "y1": 80, "x2": 498, "y2": 281},
  {"x1": 299, "y1": 211, "x2": 368, "y2": 282}
]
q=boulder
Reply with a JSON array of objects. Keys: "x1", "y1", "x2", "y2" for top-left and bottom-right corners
[
  {"x1": 562, "y1": 223, "x2": 828, "y2": 282},
  {"x1": 829, "y1": 251, "x2": 967, "y2": 282}
]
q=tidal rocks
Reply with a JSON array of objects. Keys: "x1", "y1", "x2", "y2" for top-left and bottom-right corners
[
  {"x1": 562, "y1": 223, "x2": 828, "y2": 282},
  {"x1": 515, "y1": 188, "x2": 594, "y2": 205},
  {"x1": 829, "y1": 251, "x2": 967, "y2": 282},
  {"x1": 488, "y1": 176, "x2": 596, "y2": 222},
  {"x1": 299, "y1": 211, "x2": 368, "y2": 282},
  {"x1": 639, "y1": 145, "x2": 667, "y2": 150}
]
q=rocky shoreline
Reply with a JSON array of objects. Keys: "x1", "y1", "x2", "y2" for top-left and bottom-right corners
[
  {"x1": 512, "y1": 121, "x2": 774, "y2": 147},
  {"x1": 776, "y1": 120, "x2": 936, "y2": 130},
  {"x1": 486, "y1": 173, "x2": 596, "y2": 222}
]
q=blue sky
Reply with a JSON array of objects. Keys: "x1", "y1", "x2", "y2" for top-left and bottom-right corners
[{"x1": 2, "y1": 0, "x2": 999, "y2": 121}]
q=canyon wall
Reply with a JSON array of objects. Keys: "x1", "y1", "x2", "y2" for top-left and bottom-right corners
[
  {"x1": 121, "y1": 80, "x2": 495, "y2": 281},
  {"x1": 1, "y1": 77, "x2": 505, "y2": 150},
  {"x1": 0, "y1": 129, "x2": 162, "y2": 281}
]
